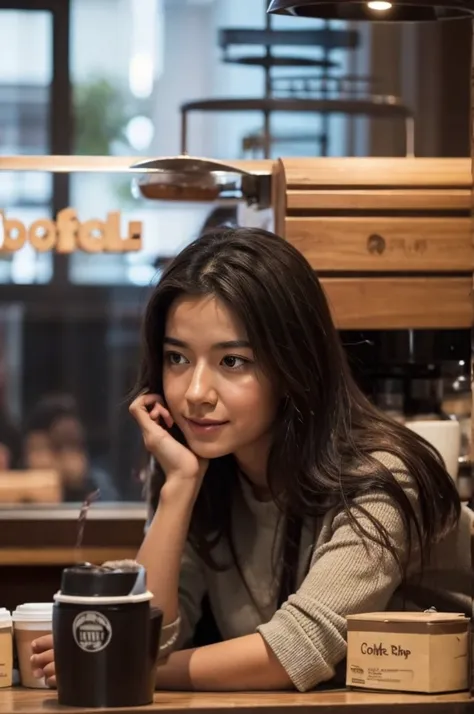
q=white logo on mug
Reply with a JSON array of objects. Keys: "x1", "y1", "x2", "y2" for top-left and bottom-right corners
[{"x1": 73, "y1": 611, "x2": 112, "y2": 653}]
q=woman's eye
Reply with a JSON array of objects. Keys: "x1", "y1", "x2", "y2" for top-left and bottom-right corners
[
  {"x1": 166, "y1": 352, "x2": 187, "y2": 366},
  {"x1": 222, "y1": 355, "x2": 248, "y2": 369}
]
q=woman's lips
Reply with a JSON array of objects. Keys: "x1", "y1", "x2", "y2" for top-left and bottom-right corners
[{"x1": 183, "y1": 417, "x2": 229, "y2": 436}]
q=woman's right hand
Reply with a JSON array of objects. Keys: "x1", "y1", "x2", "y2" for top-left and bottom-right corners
[
  {"x1": 129, "y1": 393, "x2": 208, "y2": 484},
  {"x1": 31, "y1": 634, "x2": 56, "y2": 688}
]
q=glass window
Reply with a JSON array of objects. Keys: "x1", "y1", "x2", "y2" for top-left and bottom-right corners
[
  {"x1": 69, "y1": 171, "x2": 215, "y2": 286},
  {"x1": 0, "y1": 9, "x2": 54, "y2": 283},
  {"x1": 0, "y1": 1, "x2": 358, "y2": 507},
  {"x1": 69, "y1": 0, "x2": 352, "y2": 286}
]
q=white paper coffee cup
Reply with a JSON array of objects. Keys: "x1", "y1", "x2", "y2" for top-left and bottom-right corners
[
  {"x1": 13, "y1": 603, "x2": 53, "y2": 689},
  {"x1": 0, "y1": 608, "x2": 12, "y2": 688},
  {"x1": 406, "y1": 419, "x2": 462, "y2": 482}
]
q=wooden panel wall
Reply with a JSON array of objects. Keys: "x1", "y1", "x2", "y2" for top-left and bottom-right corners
[{"x1": 274, "y1": 157, "x2": 473, "y2": 330}]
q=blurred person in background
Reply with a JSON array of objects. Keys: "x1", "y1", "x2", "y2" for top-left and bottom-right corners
[
  {"x1": 23, "y1": 394, "x2": 118, "y2": 502},
  {"x1": 0, "y1": 410, "x2": 22, "y2": 470}
]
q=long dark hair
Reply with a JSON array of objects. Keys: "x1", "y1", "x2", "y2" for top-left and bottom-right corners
[{"x1": 135, "y1": 227, "x2": 460, "y2": 594}]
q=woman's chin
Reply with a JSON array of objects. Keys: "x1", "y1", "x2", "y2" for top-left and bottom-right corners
[{"x1": 186, "y1": 438, "x2": 233, "y2": 461}]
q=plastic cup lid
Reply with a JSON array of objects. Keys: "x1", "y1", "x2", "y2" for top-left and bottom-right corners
[
  {"x1": 12, "y1": 603, "x2": 53, "y2": 621},
  {"x1": 0, "y1": 608, "x2": 12, "y2": 626}
]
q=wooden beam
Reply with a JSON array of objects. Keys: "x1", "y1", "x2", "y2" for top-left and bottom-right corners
[
  {"x1": 281, "y1": 157, "x2": 470, "y2": 189},
  {"x1": 0, "y1": 155, "x2": 272, "y2": 174},
  {"x1": 272, "y1": 159, "x2": 287, "y2": 236},
  {"x1": 287, "y1": 189, "x2": 471, "y2": 212}
]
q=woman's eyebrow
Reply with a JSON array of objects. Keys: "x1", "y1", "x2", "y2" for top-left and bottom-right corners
[
  {"x1": 163, "y1": 337, "x2": 251, "y2": 349},
  {"x1": 213, "y1": 340, "x2": 251, "y2": 349}
]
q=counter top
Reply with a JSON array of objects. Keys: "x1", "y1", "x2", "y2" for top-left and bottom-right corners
[
  {"x1": 0, "y1": 506, "x2": 145, "y2": 556},
  {"x1": 0, "y1": 504, "x2": 147, "y2": 520},
  {"x1": 0, "y1": 547, "x2": 138, "y2": 566},
  {"x1": 0, "y1": 506, "x2": 145, "y2": 567},
  {"x1": 0, "y1": 689, "x2": 472, "y2": 714}
]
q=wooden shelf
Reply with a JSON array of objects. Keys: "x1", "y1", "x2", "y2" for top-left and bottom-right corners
[
  {"x1": 0, "y1": 547, "x2": 137, "y2": 567},
  {"x1": 321, "y1": 277, "x2": 472, "y2": 329}
]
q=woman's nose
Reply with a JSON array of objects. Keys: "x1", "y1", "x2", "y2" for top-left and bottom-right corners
[{"x1": 185, "y1": 365, "x2": 217, "y2": 405}]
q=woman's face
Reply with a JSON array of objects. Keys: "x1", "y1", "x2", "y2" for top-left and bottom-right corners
[
  {"x1": 24, "y1": 431, "x2": 55, "y2": 470},
  {"x1": 162, "y1": 295, "x2": 279, "y2": 468}
]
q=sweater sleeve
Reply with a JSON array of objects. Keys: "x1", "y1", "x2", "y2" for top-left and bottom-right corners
[
  {"x1": 158, "y1": 539, "x2": 207, "y2": 659},
  {"x1": 257, "y1": 462, "x2": 419, "y2": 692}
]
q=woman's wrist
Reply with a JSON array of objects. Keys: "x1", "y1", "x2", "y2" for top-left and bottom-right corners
[{"x1": 158, "y1": 478, "x2": 200, "y2": 508}]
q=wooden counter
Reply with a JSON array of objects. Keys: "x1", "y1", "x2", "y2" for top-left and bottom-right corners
[{"x1": 0, "y1": 688, "x2": 472, "y2": 714}]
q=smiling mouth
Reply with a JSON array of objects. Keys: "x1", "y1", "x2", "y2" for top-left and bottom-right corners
[
  {"x1": 185, "y1": 417, "x2": 229, "y2": 427},
  {"x1": 183, "y1": 417, "x2": 230, "y2": 436}
]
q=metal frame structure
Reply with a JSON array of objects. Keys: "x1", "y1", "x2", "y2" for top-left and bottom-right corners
[{"x1": 0, "y1": 0, "x2": 72, "y2": 285}]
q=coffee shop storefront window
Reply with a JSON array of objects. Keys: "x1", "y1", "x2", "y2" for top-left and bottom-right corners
[
  {"x1": 0, "y1": 0, "x2": 356, "y2": 507},
  {"x1": 0, "y1": 8, "x2": 53, "y2": 285},
  {"x1": 68, "y1": 0, "x2": 351, "y2": 286}
]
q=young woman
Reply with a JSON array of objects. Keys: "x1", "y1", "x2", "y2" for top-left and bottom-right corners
[{"x1": 31, "y1": 227, "x2": 472, "y2": 692}]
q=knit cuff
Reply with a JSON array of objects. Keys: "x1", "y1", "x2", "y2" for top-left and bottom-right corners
[{"x1": 258, "y1": 609, "x2": 335, "y2": 692}]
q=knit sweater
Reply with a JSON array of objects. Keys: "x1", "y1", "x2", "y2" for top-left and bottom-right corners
[{"x1": 157, "y1": 452, "x2": 474, "y2": 692}]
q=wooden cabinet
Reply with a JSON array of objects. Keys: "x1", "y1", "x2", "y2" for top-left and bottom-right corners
[{"x1": 273, "y1": 157, "x2": 473, "y2": 330}]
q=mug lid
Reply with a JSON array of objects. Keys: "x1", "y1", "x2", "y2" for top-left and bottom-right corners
[{"x1": 58, "y1": 563, "x2": 148, "y2": 599}]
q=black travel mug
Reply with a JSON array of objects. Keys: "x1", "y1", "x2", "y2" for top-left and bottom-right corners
[{"x1": 53, "y1": 563, "x2": 162, "y2": 707}]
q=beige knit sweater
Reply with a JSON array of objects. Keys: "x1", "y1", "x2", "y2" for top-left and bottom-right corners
[{"x1": 157, "y1": 452, "x2": 474, "y2": 692}]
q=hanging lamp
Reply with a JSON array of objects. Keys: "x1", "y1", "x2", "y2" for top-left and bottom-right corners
[{"x1": 267, "y1": 0, "x2": 474, "y2": 20}]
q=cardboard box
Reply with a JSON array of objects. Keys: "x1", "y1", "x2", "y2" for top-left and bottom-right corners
[{"x1": 346, "y1": 612, "x2": 470, "y2": 694}]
